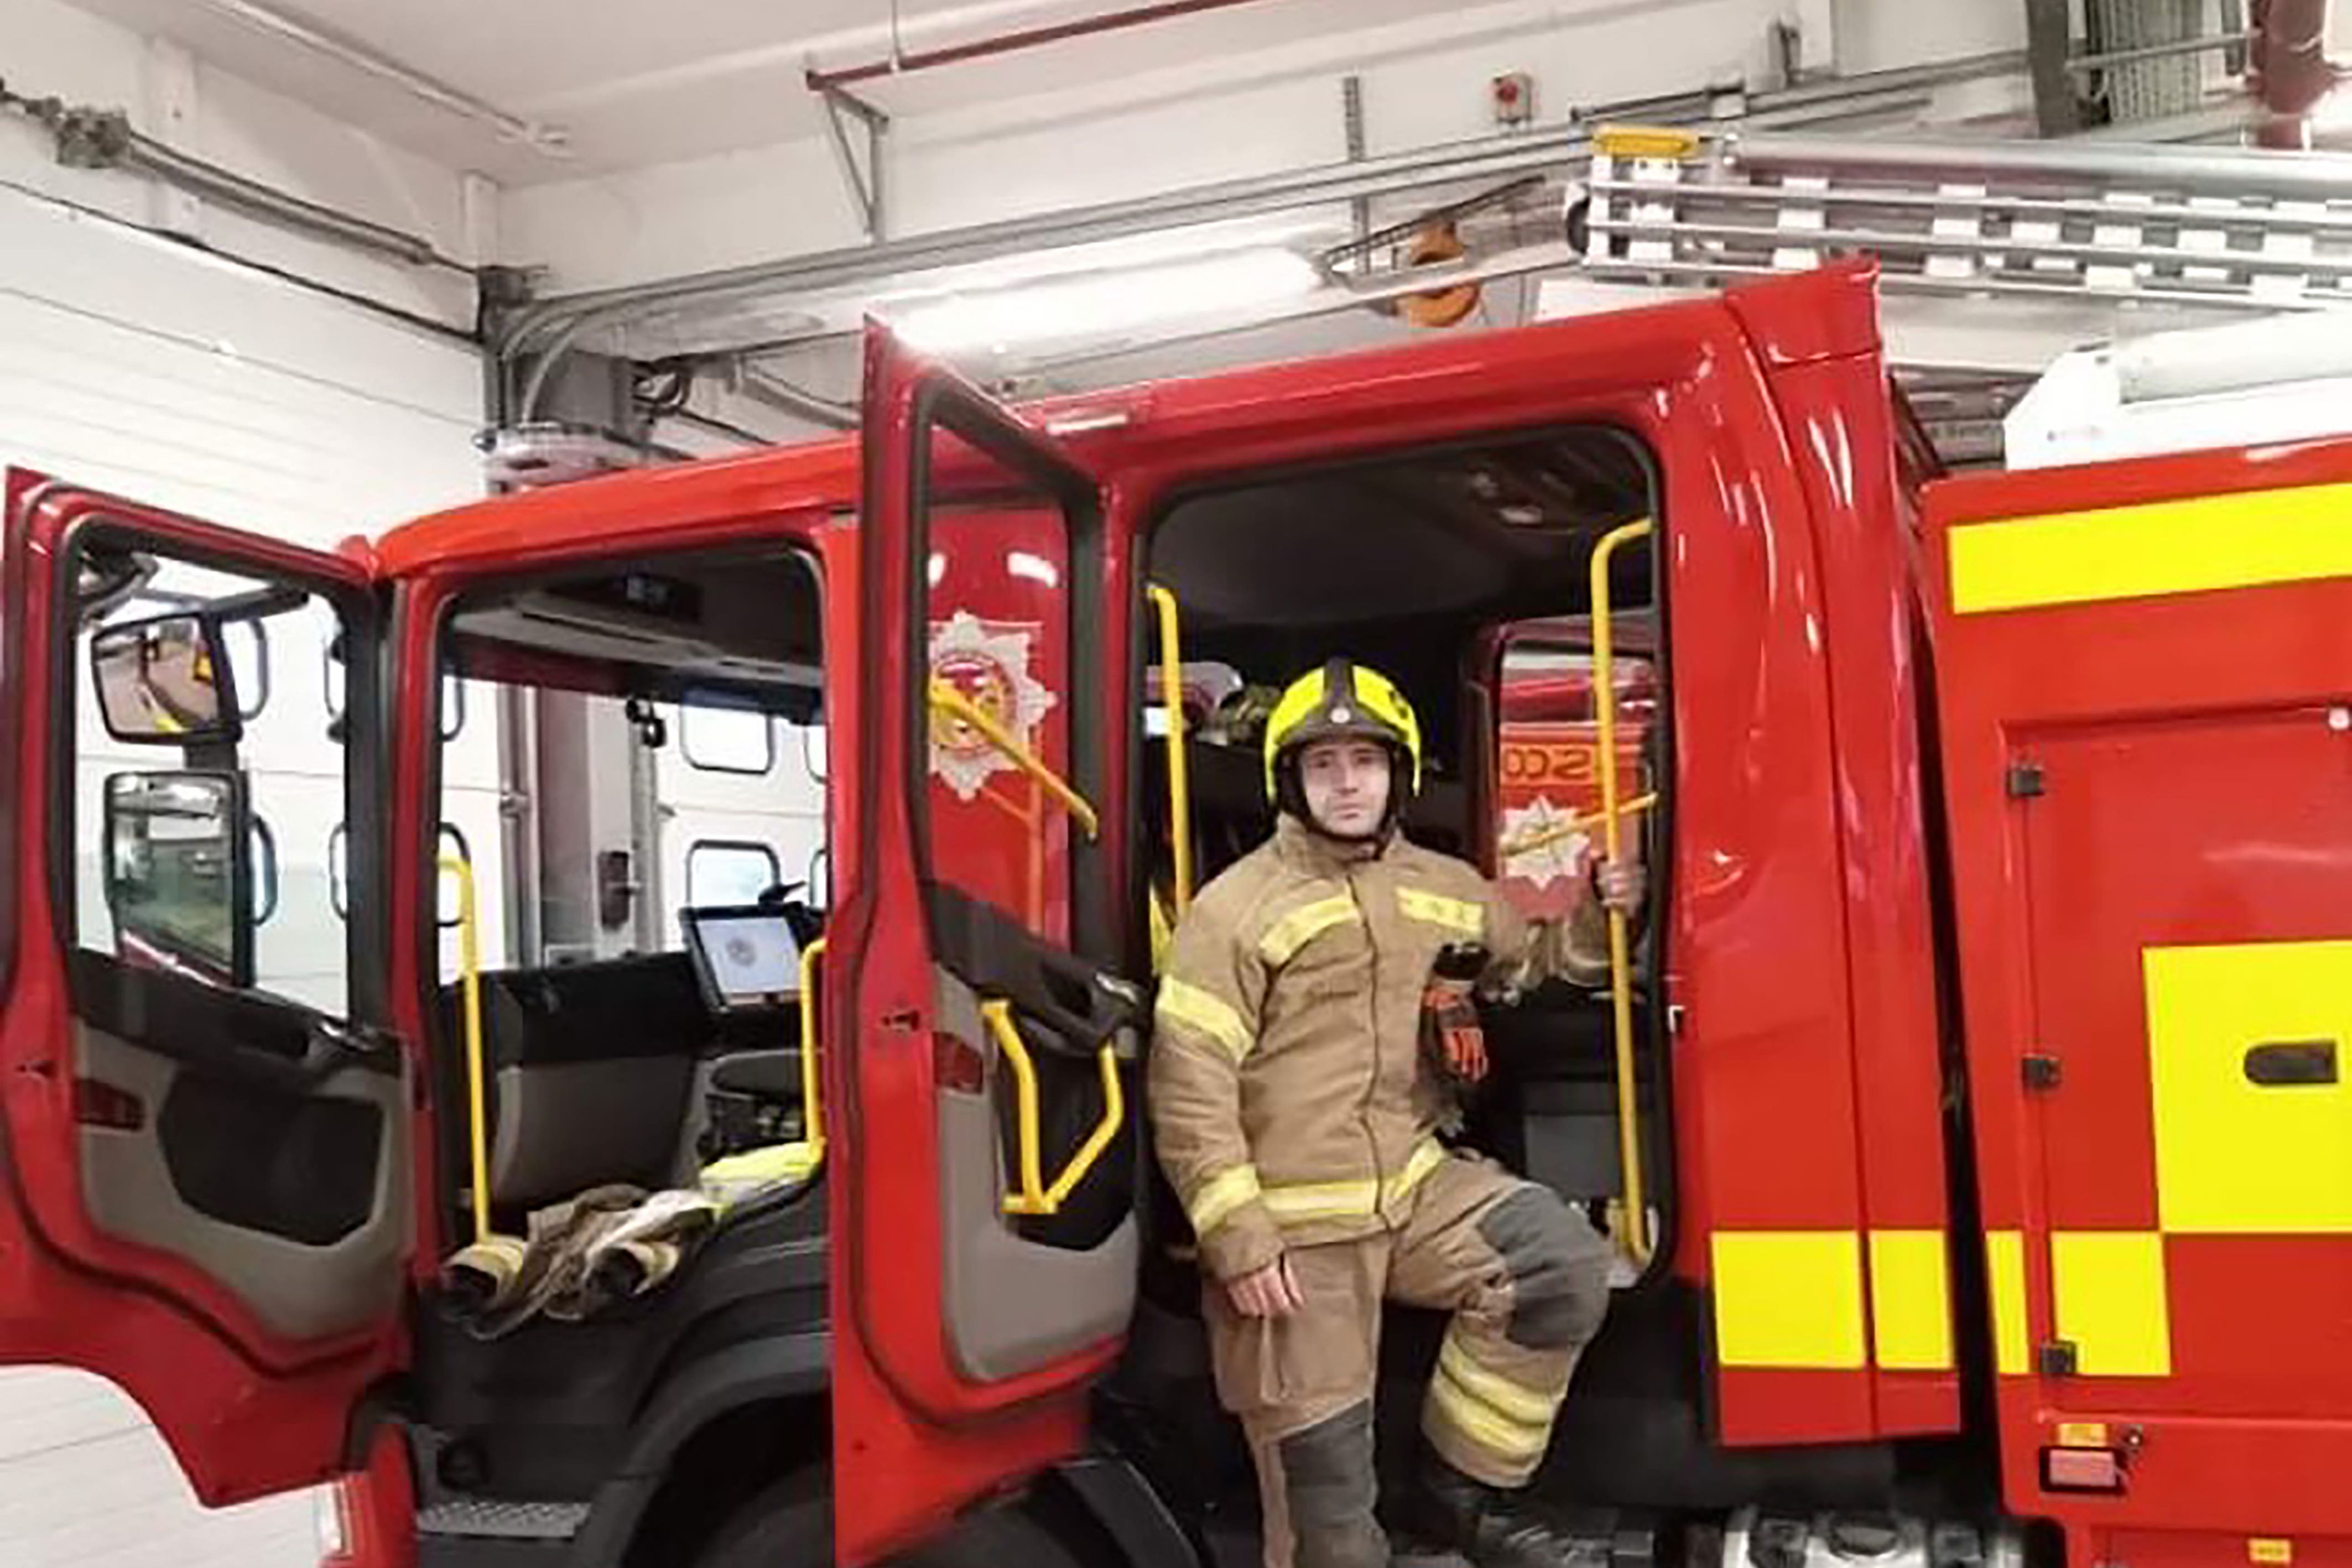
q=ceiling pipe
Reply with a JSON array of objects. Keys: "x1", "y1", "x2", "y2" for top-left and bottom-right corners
[
  {"x1": 189, "y1": 0, "x2": 570, "y2": 153},
  {"x1": 0, "y1": 78, "x2": 465, "y2": 270},
  {"x1": 729, "y1": 361, "x2": 857, "y2": 429},
  {"x1": 2250, "y1": 0, "x2": 2345, "y2": 147},
  {"x1": 805, "y1": 0, "x2": 1286, "y2": 92}
]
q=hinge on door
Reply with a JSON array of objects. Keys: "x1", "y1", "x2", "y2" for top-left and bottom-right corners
[
  {"x1": 2038, "y1": 1339, "x2": 2079, "y2": 1377},
  {"x1": 2006, "y1": 762, "x2": 2046, "y2": 799},
  {"x1": 2022, "y1": 1053, "x2": 2063, "y2": 1091}
]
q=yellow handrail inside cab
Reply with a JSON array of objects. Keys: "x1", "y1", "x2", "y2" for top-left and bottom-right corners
[
  {"x1": 980, "y1": 998, "x2": 1126, "y2": 1217},
  {"x1": 928, "y1": 679, "x2": 1101, "y2": 840},
  {"x1": 1498, "y1": 793, "x2": 1660, "y2": 861},
  {"x1": 440, "y1": 855, "x2": 492, "y2": 1248},
  {"x1": 1146, "y1": 583, "x2": 1194, "y2": 914},
  {"x1": 799, "y1": 936, "x2": 828, "y2": 1163},
  {"x1": 1590, "y1": 517, "x2": 1656, "y2": 1265}
]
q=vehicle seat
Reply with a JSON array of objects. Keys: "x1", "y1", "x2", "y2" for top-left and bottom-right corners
[{"x1": 441, "y1": 954, "x2": 712, "y2": 1216}]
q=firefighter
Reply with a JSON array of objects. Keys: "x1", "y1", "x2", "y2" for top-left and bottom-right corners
[{"x1": 1149, "y1": 659, "x2": 1638, "y2": 1568}]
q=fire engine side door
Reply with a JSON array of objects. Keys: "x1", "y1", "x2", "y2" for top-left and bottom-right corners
[
  {"x1": 0, "y1": 469, "x2": 407, "y2": 1506},
  {"x1": 832, "y1": 329, "x2": 1141, "y2": 1563}
]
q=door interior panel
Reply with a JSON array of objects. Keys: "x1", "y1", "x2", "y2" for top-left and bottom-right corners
[
  {"x1": 934, "y1": 969, "x2": 1139, "y2": 1383},
  {"x1": 76, "y1": 1023, "x2": 409, "y2": 1341},
  {"x1": 154, "y1": 1070, "x2": 382, "y2": 1245}
]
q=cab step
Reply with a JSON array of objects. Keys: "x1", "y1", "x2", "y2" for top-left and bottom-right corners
[
  {"x1": 415, "y1": 1497, "x2": 590, "y2": 1566},
  {"x1": 418, "y1": 1498, "x2": 590, "y2": 1538}
]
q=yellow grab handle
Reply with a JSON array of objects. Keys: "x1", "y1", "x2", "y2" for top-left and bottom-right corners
[
  {"x1": 1147, "y1": 583, "x2": 1194, "y2": 915},
  {"x1": 928, "y1": 679, "x2": 1100, "y2": 840},
  {"x1": 1498, "y1": 793, "x2": 1660, "y2": 861},
  {"x1": 1590, "y1": 517, "x2": 1655, "y2": 1265},
  {"x1": 799, "y1": 936, "x2": 828, "y2": 1164},
  {"x1": 440, "y1": 855, "x2": 492, "y2": 1248},
  {"x1": 980, "y1": 998, "x2": 1126, "y2": 1217}
]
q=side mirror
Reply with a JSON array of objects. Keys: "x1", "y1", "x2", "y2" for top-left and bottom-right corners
[
  {"x1": 91, "y1": 613, "x2": 242, "y2": 747},
  {"x1": 102, "y1": 771, "x2": 253, "y2": 989}
]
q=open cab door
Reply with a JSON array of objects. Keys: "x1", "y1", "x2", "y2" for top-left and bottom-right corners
[
  {"x1": 0, "y1": 468, "x2": 408, "y2": 1503},
  {"x1": 832, "y1": 330, "x2": 1144, "y2": 1561}
]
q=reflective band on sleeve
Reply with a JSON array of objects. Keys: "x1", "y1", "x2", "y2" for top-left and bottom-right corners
[
  {"x1": 1397, "y1": 887, "x2": 1486, "y2": 939},
  {"x1": 1156, "y1": 977, "x2": 1252, "y2": 1061},
  {"x1": 1258, "y1": 892, "x2": 1360, "y2": 967},
  {"x1": 1188, "y1": 1165, "x2": 1263, "y2": 1236}
]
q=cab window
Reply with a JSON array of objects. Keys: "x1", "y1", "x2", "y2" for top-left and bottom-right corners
[{"x1": 69, "y1": 538, "x2": 364, "y2": 1018}]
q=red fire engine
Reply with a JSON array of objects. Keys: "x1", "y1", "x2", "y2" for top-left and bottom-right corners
[{"x1": 2, "y1": 259, "x2": 2345, "y2": 1568}]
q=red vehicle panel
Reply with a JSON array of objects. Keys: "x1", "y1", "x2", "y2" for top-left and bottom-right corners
[
  {"x1": 1931, "y1": 435, "x2": 2352, "y2": 1546},
  {"x1": 0, "y1": 468, "x2": 404, "y2": 1504}
]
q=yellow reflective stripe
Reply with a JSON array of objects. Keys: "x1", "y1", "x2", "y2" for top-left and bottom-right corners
[
  {"x1": 1438, "y1": 1338, "x2": 1560, "y2": 1428},
  {"x1": 2051, "y1": 1231, "x2": 2173, "y2": 1378},
  {"x1": 1710, "y1": 1231, "x2": 1866, "y2": 1369},
  {"x1": 1429, "y1": 1359, "x2": 1552, "y2": 1461},
  {"x1": 1386, "y1": 1139, "x2": 1446, "y2": 1205},
  {"x1": 1397, "y1": 887, "x2": 1485, "y2": 939},
  {"x1": 1258, "y1": 893, "x2": 1359, "y2": 967},
  {"x1": 1986, "y1": 1230, "x2": 2028, "y2": 1377},
  {"x1": 1261, "y1": 1140, "x2": 1446, "y2": 1225},
  {"x1": 1156, "y1": 977, "x2": 1251, "y2": 1061},
  {"x1": 1188, "y1": 1165, "x2": 1262, "y2": 1237},
  {"x1": 1867, "y1": 1230, "x2": 1954, "y2": 1372},
  {"x1": 1949, "y1": 480, "x2": 2352, "y2": 614},
  {"x1": 1261, "y1": 1179, "x2": 1378, "y2": 1222}
]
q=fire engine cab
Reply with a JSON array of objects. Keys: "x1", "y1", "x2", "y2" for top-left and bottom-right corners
[{"x1": 3, "y1": 259, "x2": 2348, "y2": 1568}]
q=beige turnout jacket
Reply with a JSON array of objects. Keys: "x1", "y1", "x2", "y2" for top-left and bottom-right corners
[{"x1": 1150, "y1": 817, "x2": 1605, "y2": 1281}]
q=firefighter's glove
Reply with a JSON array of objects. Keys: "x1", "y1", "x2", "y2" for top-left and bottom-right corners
[{"x1": 1422, "y1": 942, "x2": 1492, "y2": 1088}]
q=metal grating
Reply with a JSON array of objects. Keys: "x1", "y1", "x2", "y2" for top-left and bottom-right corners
[{"x1": 414, "y1": 1499, "x2": 590, "y2": 1540}]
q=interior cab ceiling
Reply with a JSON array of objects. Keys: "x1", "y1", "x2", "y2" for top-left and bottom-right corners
[
  {"x1": 1151, "y1": 431, "x2": 1654, "y2": 629},
  {"x1": 449, "y1": 552, "x2": 824, "y2": 706}
]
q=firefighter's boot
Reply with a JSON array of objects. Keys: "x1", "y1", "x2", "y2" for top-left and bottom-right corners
[{"x1": 1414, "y1": 1457, "x2": 1607, "y2": 1568}]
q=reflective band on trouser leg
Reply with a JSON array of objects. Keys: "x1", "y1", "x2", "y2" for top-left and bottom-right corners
[
  {"x1": 1423, "y1": 1329, "x2": 1569, "y2": 1486},
  {"x1": 1188, "y1": 1164, "x2": 1263, "y2": 1237}
]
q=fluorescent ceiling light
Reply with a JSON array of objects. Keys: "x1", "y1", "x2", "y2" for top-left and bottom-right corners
[{"x1": 888, "y1": 247, "x2": 1320, "y2": 355}]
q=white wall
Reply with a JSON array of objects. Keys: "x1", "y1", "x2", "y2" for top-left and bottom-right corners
[
  {"x1": 2, "y1": 8, "x2": 490, "y2": 1562},
  {"x1": 3, "y1": 0, "x2": 488, "y2": 332},
  {"x1": 1831, "y1": 0, "x2": 2026, "y2": 74}
]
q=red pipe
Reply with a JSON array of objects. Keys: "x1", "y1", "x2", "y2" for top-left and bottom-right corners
[
  {"x1": 805, "y1": 0, "x2": 1287, "y2": 92},
  {"x1": 2250, "y1": 0, "x2": 2342, "y2": 147}
]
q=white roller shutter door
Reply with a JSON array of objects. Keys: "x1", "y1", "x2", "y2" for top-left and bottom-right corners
[{"x1": 1, "y1": 186, "x2": 485, "y2": 1568}]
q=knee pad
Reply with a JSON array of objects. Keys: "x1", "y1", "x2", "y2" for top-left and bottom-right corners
[
  {"x1": 1276, "y1": 1401, "x2": 1387, "y2": 1568},
  {"x1": 1477, "y1": 1186, "x2": 1614, "y2": 1351}
]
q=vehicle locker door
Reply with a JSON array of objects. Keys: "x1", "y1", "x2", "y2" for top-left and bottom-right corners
[
  {"x1": 0, "y1": 469, "x2": 407, "y2": 1506},
  {"x1": 832, "y1": 330, "x2": 1140, "y2": 1564}
]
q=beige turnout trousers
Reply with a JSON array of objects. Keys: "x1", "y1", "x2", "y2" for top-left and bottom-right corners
[{"x1": 1204, "y1": 1153, "x2": 1612, "y2": 1568}]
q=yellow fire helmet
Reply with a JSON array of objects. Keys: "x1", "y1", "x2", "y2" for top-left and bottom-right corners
[{"x1": 1262, "y1": 658, "x2": 1424, "y2": 824}]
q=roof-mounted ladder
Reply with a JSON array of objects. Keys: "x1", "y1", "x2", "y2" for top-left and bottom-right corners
[{"x1": 1579, "y1": 127, "x2": 2352, "y2": 316}]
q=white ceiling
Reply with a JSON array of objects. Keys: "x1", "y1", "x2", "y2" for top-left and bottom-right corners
[{"x1": 61, "y1": 0, "x2": 1455, "y2": 183}]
